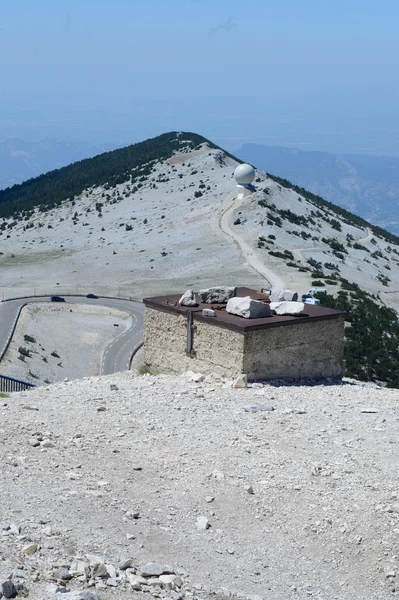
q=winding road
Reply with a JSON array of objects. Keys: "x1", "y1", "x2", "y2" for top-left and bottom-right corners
[{"x1": 0, "y1": 296, "x2": 144, "y2": 375}]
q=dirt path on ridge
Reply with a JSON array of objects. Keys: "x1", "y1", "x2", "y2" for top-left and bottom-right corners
[{"x1": 219, "y1": 190, "x2": 285, "y2": 292}]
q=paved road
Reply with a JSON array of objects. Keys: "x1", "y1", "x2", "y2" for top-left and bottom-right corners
[{"x1": 0, "y1": 296, "x2": 144, "y2": 375}]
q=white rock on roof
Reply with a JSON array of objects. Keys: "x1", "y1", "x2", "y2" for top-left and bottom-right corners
[
  {"x1": 226, "y1": 296, "x2": 271, "y2": 319},
  {"x1": 270, "y1": 301, "x2": 304, "y2": 316},
  {"x1": 179, "y1": 290, "x2": 197, "y2": 306},
  {"x1": 198, "y1": 286, "x2": 236, "y2": 304}
]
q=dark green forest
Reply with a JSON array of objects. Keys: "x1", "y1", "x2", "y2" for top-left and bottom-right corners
[{"x1": 316, "y1": 280, "x2": 399, "y2": 387}]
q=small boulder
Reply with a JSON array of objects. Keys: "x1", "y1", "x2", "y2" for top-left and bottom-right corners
[
  {"x1": 209, "y1": 469, "x2": 225, "y2": 480},
  {"x1": 227, "y1": 296, "x2": 271, "y2": 319},
  {"x1": 159, "y1": 574, "x2": 182, "y2": 590},
  {"x1": 270, "y1": 301, "x2": 304, "y2": 316},
  {"x1": 179, "y1": 290, "x2": 198, "y2": 307},
  {"x1": 270, "y1": 288, "x2": 298, "y2": 302},
  {"x1": 196, "y1": 516, "x2": 210, "y2": 530},
  {"x1": 232, "y1": 374, "x2": 248, "y2": 389},
  {"x1": 92, "y1": 563, "x2": 109, "y2": 578},
  {"x1": 283, "y1": 290, "x2": 298, "y2": 301},
  {"x1": 61, "y1": 592, "x2": 101, "y2": 600},
  {"x1": 202, "y1": 308, "x2": 216, "y2": 317},
  {"x1": 128, "y1": 574, "x2": 146, "y2": 590},
  {"x1": 243, "y1": 403, "x2": 274, "y2": 412},
  {"x1": 198, "y1": 286, "x2": 236, "y2": 304},
  {"x1": 1, "y1": 580, "x2": 18, "y2": 599},
  {"x1": 119, "y1": 558, "x2": 135, "y2": 571},
  {"x1": 9, "y1": 523, "x2": 20, "y2": 535},
  {"x1": 140, "y1": 563, "x2": 173, "y2": 577},
  {"x1": 40, "y1": 439, "x2": 54, "y2": 448},
  {"x1": 21, "y1": 543, "x2": 39, "y2": 556},
  {"x1": 185, "y1": 371, "x2": 205, "y2": 383},
  {"x1": 52, "y1": 567, "x2": 72, "y2": 581}
]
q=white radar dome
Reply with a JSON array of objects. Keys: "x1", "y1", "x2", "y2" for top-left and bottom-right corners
[{"x1": 234, "y1": 163, "x2": 255, "y2": 185}]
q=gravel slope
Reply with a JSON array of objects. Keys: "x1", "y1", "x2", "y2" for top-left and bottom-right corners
[{"x1": 1, "y1": 372, "x2": 399, "y2": 599}]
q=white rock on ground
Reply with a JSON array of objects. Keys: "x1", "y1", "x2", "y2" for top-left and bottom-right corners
[
  {"x1": 0, "y1": 371, "x2": 398, "y2": 599},
  {"x1": 232, "y1": 374, "x2": 248, "y2": 388}
]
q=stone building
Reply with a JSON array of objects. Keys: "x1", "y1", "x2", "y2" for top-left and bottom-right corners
[{"x1": 143, "y1": 287, "x2": 346, "y2": 382}]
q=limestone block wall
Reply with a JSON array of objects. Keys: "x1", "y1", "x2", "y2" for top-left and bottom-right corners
[
  {"x1": 243, "y1": 316, "x2": 345, "y2": 381},
  {"x1": 144, "y1": 307, "x2": 245, "y2": 376}
]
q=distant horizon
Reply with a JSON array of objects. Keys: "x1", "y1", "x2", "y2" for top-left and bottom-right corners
[
  {"x1": 2, "y1": 133, "x2": 399, "y2": 159},
  {"x1": 1, "y1": 0, "x2": 398, "y2": 158}
]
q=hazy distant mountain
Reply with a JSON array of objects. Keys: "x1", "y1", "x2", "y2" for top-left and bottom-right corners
[
  {"x1": 235, "y1": 144, "x2": 399, "y2": 235},
  {"x1": 0, "y1": 137, "x2": 117, "y2": 189}
]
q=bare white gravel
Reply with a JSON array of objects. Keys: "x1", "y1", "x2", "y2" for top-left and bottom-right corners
[{"x1": 1, "y1": 372, "x2": 399, "y2": 599}]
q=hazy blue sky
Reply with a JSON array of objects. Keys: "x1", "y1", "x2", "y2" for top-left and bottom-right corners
[{"x1": 1, "y1": 0, "x2": 399, "y2": 154}]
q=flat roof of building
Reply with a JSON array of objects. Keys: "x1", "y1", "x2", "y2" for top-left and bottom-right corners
[{"x1": 143, "y1": 287, "x2": 346, "y2": 333}]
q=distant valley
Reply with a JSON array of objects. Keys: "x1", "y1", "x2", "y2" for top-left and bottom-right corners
[
  {"x1": 0, "y1": 137, "x2": 117, "y2": 189},
  {"x1": 235, "y1": 143, "x2": 399, "y2": 235}
]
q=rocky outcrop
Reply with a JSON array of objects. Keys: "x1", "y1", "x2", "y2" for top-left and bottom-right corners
[
  {"x1": 270, "y1": 289, "x2": 298, "y2": 302},
  {"x1": 179, "y1": 290, "x2": 198, "y2": 307},
  {"x1": 202, "y1": 308, "x2": 216, "y2": 317},
  {"x1": 270, "y1": 301, "x2": 304, "y2": 316},
  {"x1": 226, "y1": 296, "x2": 271, "y2": 319},
  {"x1": 198, "y1": 286, "x2": 236, "y2": 304}
]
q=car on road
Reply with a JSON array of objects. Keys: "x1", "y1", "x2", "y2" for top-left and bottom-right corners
[
  {"x1": 308, "y1": 287, "x2": 326, "y2": 296},
  {"x1": 86, "y1": 293, "x2": 99, "y2": 299},
  {"x1": 302, "y1": 294, "x2": 320, "y2": 305},
  {"x1": 50, "y1": 295, "x2": 65, "y2": 302}
]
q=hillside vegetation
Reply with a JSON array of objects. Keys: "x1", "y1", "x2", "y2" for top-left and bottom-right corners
[
  {"x1": 315, "y1": 281, "x2": 399, "y2": 387},
  {"x1": 267, "y1": 173, "x2": 399, "y2": 246},
  {"x1": 236, "y1": 142, "x2": 399, "y2": 235}
]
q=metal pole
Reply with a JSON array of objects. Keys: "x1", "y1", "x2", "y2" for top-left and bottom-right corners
[{"x1": 186, "y1": 311, "x2": 193, "y2": 354}]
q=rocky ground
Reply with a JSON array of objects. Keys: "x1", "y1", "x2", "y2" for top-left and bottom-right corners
[{"x1": 1, "y1": 371, "x2": 399, "y2": 599}]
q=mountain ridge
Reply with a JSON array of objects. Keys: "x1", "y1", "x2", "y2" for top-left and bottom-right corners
[
  {"x1": 0, "y1": 137, "x2": 118, "y2": 190},
  {"x1": 235, "y1": 142, "x2": 399, "y2": 235},
  {"x1": 2, "y1": 131, "x2": 399, "y2": 385},
  {"x1": 0, "y1": 132, "x2": 240, "y2": 219}
]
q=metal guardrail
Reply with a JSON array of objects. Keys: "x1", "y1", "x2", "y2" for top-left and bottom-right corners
[{"x1": 0, "y1": 374, "x2": 36, "y2": 392}]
